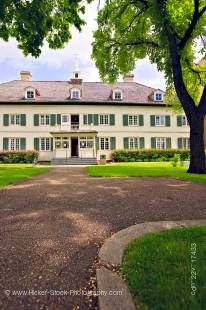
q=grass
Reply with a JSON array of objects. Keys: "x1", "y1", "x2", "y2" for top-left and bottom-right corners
[
  {"x1": 0, "y1": 164, "x2": 50, "y2": 187},
  {"x1": 122, "y1": 225, "x2": 206, "y2": 310},
  {"x1": 86, "y1": 162, "x2": 206, "y2": 184}
]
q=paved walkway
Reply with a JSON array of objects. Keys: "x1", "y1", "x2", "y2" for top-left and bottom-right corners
[{"x1": 0, "y1": 168, "x2": 206, "y2": 310}]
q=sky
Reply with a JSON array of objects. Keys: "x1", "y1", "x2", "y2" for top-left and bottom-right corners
[{"x1": 0, "y1": 2, "x2": 166, "y2": 90}]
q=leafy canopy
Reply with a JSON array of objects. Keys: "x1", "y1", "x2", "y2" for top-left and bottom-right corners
[{"x1": 92, "y1": 0, "x2": 206, "y2": 106}]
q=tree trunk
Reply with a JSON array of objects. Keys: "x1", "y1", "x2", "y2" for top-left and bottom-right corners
[{"x1": 188, "y1": 117, "x2": 206, "y2": 174}]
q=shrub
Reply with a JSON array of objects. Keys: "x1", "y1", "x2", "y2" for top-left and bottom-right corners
[
  {"x1": 0, "y1": 151, "x2": 38, "y2": 164},
  {"x1": 112, "y1": 149, "x2": 190, "y2": 162},
  {"x1": 171, "y1": 154, "x2": 180, "y2": 167}
]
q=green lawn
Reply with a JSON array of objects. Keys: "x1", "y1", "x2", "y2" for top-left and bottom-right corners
[
  {"x1": 86, "y1": 162, "x2": 206, "y2": 184},
  {"x1": 0, "y1": 164, "x2": 50, "y2": 187},
  {"x1": 122, "y1": 225, "x2": 206, "y2": 310}
]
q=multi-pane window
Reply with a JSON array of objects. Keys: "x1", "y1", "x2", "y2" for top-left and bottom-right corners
[
  {"x1": 40, "y1": 138, "x2": 51, "y2": 151},
  {"x1": 179, "y1": 138, "x2": 190, "y2": 149},
  {"x1": 80, "y1": 137, "x2": 94, "y2": 149},
  {"x1": 99, "y1": 114, "x2": 109, "y2": 125},
  {"x1": 100, "y1": 137, "x2": 110, "y2": 150},
  {"x1": 156, "y1": 138, "x2": 166, "y2": 150},
  {"x1": 71, "y1": 89, "x2": 80, "y2": 99},
  {"x1": 128, "y1": 115, "x2": 139, "y2": 126},
  {"x1": 182, "y1": 116, "x2": 189, "y2": 126},
  {"x1": 155, "y1": 115, "x2": 165, "y2": 126},
  {"x1": 62, "y1": 114, "x2": 70, "y2": 124},
  {"x1": 155, "y1": 93, "x2": 162, "y2": 101},
  {"x1": 9, "y1": 138, "x2": 20, "y2": 151},
  {"x1": 114, "y1": 91, "x2": 122, "y2": 100},
  {"x1": 26, "y1": 90, "x2": 35, "y2": 99},
  {"x1": 40, "y1": 114, "x2": 50, "y2": 125},
  {"x1": 55, "y1": 137, "x2": 69, "y2": 149},
  {"x1": 129, "y1": 137, "x2": 139, "y2": 149},
  {"x1": 10, "y1": 114, "x2": 20, "y2": 125}
]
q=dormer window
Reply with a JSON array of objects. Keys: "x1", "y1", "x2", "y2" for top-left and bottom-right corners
[
  {"x1": 25, "y1": 88, "x2": 35, "y2": 100},
  {"x1": 113, "y1": 89, "x2": 123, "y2": 100},
  {"x1": 71, "y1": 88, "x2": 81, "y2": 100},
  {"x1": 154, "y1": 92, "x2": 163, "y2": 101}
]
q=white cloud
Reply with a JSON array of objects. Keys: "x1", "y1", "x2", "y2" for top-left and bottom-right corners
[{"x1": 0, "y1": 1, "x2": 166, "y2": 89}]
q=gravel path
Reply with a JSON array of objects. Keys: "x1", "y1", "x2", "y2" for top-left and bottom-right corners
[{"x1": 0, "y1": 167, "x2": 206, "y2": 310}]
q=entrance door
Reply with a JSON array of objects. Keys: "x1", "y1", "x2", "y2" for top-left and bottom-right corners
[{"x1": 71, "y1": 138, "x2": 79, "y2": 157}]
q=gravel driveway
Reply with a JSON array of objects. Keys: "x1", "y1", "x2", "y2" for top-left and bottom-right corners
[{"x1": 0, "y1": 167, "x2": 206, "y2": 309}]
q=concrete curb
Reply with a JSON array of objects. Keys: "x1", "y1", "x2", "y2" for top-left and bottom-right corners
[{"x1": 96, "y1": 219, "x2": 206, "y2": 310}]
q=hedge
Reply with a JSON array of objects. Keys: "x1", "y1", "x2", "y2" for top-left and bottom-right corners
[
  {"x1": 0, "y1": 151, "x2": 38, "y2": 164},
  {"x1": 112, "y1": 149, "x2": 190, "y2": 162}
]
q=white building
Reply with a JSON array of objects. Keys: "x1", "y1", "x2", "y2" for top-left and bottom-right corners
[{"x1": 0, "y1": 68, "x2": 191, "y2": 164}]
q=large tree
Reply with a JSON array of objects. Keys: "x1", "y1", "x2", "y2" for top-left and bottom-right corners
[
  {"x1": 92, "y1": 0, "x2": 206, "y2": 173},
  {"x1": 0, "y1": 0, "x2": 206, "y2": 173}
]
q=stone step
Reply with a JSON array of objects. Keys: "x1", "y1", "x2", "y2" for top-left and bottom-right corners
[{"x1": 51, "y1": 157, "x2": 98, "y2": 165}]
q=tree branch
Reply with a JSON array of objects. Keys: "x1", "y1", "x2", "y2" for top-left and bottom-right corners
[
  {"x1": 179, "y1": 0, "x2": 206, "y2": 50},
  {"x1": 197, "y1": 86, "x2": 206, "y2": 116},
  {"x1": 109, "y1": 39, "x2": 160, "y2": 48}
]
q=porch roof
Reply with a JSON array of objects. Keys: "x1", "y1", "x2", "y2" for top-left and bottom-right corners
[{"x1": 50, "y1": 130, "x2": 98, "y2": 135}]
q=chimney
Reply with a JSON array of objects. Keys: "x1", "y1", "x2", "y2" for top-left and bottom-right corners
[
  {"x1": 123, "y1": 73, "x2": 134, "y2": 83},
  {"x1": 20, "y1": 71, "x2": 32, "y2": 81}
]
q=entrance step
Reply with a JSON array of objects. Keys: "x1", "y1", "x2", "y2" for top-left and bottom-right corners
[{"x1": 51, "y1": 157, "x2": 98, "y2": 165}]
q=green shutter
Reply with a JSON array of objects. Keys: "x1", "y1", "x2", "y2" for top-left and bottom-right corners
[
  {"x1": 139, "y1": 137, "x2": 145, "y2": 149},
  {"x1": 3, "y1": 114, "x2": 9, "y2": 126},
  {"x1": 151, "y1": 137, "x2": 156, "y2": 149},
  {"x1": 34, "y1": 114, "x2": 39, "y2": 126},
  {"x1": 165, "y1": 116, "x2": 171, "y2": 127},
  {"x1": 88, "y1": 114, "x2": 93, "y2": 125},
  {"x1": 3, "y1": 138, "x2": 9, "y2": 150},
  {"x1": 139, "y1": 115, "x2": 144, "y2": 126},
  {"x1": 83, "y1": 115, "x2": 88, "y2": 125},
  {"x1": 110, "y1": 137, "x2": 116, "y2": 150},
  {"x1": 93, "y1": 114, "x2": 99, "y2": 126},
  {"x1": 50, "y1": 114, "x2": 56, "y2": 126},
  {"x1": 96, "y1": 137, "x2": 99, "y2": 151},
  {"x1": 166, "y1": 138, "x2": 172, "y2": 149},
  {"x1": 150, "y1": 115, "x2": 155, "y2": 126},
  {"x1": 20, "y1": 138, "x2": 26, "y2": 150},
  {"x1": 110, "y1": 114, "x2": 115, "y2": 126},
  {"x1": 177, "y1": 138, "x2": 183, "y2": 149},
  {"x1": 123, "y1": 137, "x2": 129, "y2": 149},
  {"x1": 57, "y1": 114, "x2": 61, "y2": 125},
  {"x1": 50, "y1": 138, "x2": 53, "y2": 151},
  {"x1": 177, "y1": 116, "x2": 182, "y2": 126},
  {"x1": 34, "y1": 138, "x2": 39, "y2": 151},
  {"x1": 21, "y1": 114, "x2": 26, "y2": 126},
  {"x1": 123, "y1": 115, "x2": 128, "y2": 126}
]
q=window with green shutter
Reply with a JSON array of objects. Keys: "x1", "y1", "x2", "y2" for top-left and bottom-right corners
[
  {"x1": 123, "y1": 137, "x2": 129, "y2": 149},
  {"x1": 20, "y1": 138, "x2": 26, "y2": 150},
  {"x1": 34, "y1": 138, "x2": 40, "y2": 151},
  {"x1": 57, "y1": 114, "x2": 61, "y2": 125},
  {"x1": 50, "y1": 114, "x2": 56, "y2": 126},
  {"x1": 166, "y1": 138, "x2": 172, "y2": 149},
  {"x1": 3, "y1": 114, "x2": 9, "y2": 126},
  {"x1": 50, "y1": 138, "x2": 53, "y2": 151},
  {"x1": 177, "y1": 116, "x2": 182, "y2": 126},
  {"x1": 93, "y1": 114, "x2": 99, "y2": 125},
  {"x1": 95, "y1": 137, "x2": 99, "y2": 151},
  {"x1": 83, "y1": 115, "x2": 88, "y2": 125},
  {"x1": 151, "y1": 137, "x2": 156, "y2": 149},
  {"x1": 3, "y1": 138, "x2": 9, "y2": 150},
  {"x1": 110, "y1": 137, "x2": 116, "y2": 150},
  {"x1": 123, "y1": 115, "x2": 128, "y2": 126},
  {"x1": 139, "y1": 137, "x2": 145, "y2": 149},
  {"x1": 165, "y1": 116, "x2": 171, "y2": 127},
  {"x1": 20, "y1": 114, "x2": 26, "y2": 126},
  {"x1": 88, "y1": 114, "x2": 93, "y2": 125},
  {"x1": 150, "y1": 115, "x2": 155, "y2": 126},
  {"x1": 110, "y1": 114, "x2": 115, "y2": 126},
  {"x1": 177, "y1": 138, "x2": 183, "y2": 149},
  {"x1": 34, "y1": 114, "x2": 39, "y2": 126},
  {"x1": 139, "y1": 115, "x2": 144, "y2": 126}
]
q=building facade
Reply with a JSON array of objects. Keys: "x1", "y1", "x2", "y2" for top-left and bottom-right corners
[{"x1": 0, "y1": 69, "x2": 191, "y2": 163}]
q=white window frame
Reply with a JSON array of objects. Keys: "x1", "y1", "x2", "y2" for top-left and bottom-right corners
[
  {"x1": 128, "y1": 115, "x2": 139, "y2": 126},
  {"x1": 9, "y1": 138, "x2": 20, "y2": 151},
  {"x1": 25, "y1": 88, "x2": 35, "y2": 100},
  {"x1": 154, "y1": 91, "x2": 163, "y2": 101},
  {"x1": 129, "y1": 137, "x2": 139, "y2": 149},
  {"x1": 155, "y1": 115, "x2": 165, "y2": 126},
  {"x1": 180, "y1": 138, "x2": 190, "y2": 149},
  {"x1": 10, "y1": 114, "x2": 21, "y2": 125},
  {"x1": 181, "y1": 116, "x2": 189, "y2": 126},
  {"x1": 99, "y1": 114, "x2": 109, "y2": 125},
  {"x1": 156, "y1": 137, "x2": 166, "y2": 150},
  {"x1": 113, "y1": 89, "x2": 122, "y2": 100},
  {"x1": 61, "y1": 114, "x2": 70, "y2": 124},
  {"x1": 71, "y1": 88, "x2": 81, "y2": 100},
  {"x1": 40, "y1": 138, "x2": 51, "y2": 151},
  {"x1": 40, "y1": 114, "x2": 50, "y2": 126},
  {"x1": 100, "y1": 137, "x2": 110, "y2": 150},
  {"x1": 80, "y1": 137, "x2": 94, "y2": 149}
]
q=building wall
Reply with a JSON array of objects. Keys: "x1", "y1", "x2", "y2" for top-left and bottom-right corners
[{"x1": 0, "y1": 104, "x2": 190, "y2": 160}]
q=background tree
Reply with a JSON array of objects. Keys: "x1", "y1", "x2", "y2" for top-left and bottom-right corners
[
  {"x1": 0, "y1": 0, "x2": 206, "y2": 173},
  {"x1": 92, "y1": 0, "x2": 206, "y2": 174}
]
